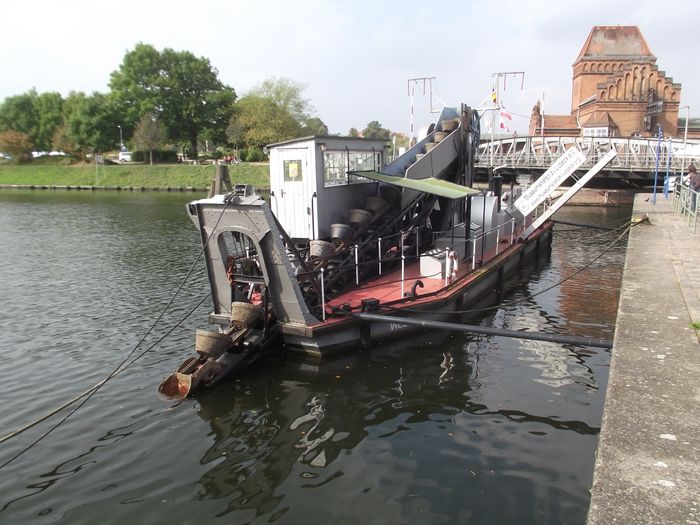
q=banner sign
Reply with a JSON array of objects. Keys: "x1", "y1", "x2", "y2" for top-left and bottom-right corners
[{"x1": 514, "y1": 147, "x2": 586, "y2": 216}]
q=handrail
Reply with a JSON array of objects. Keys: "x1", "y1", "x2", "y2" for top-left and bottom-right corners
[
  {"x1": 672, "y1": 182, "x2": 699, "y2": 234},
  {"x1": 476, "y1": 135, "x2": 700, "y2": 172},
  {"x1": 289, "y1": 217, "x2": 524, "y2": 321}
]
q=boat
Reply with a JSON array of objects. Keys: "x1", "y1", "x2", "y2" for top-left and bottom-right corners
[{"x1": 158, "y1": 104, "x2": 616, "y2": 399}]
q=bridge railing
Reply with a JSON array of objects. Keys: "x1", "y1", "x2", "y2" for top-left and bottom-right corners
[
  {"x1": 477, "y1": 136, "x2": 700, "y2": 173},
  {"x1": 672, "y1": 182, "x2": 699, "y2": 234}
]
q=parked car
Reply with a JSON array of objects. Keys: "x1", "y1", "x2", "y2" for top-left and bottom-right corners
[
  {"x1": 0, "y1": 152, "x2": 11, "y2": 160},
  {"x1": 118, "y1": 151, "x2": 133, "y2": 162}
]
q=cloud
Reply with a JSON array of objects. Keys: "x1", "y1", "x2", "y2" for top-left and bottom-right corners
[{"x1": 1, "y1": 0, "x2": 697, "y2": 135}]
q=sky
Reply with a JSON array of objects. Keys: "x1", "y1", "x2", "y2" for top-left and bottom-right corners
[{"x1": 1, "y1": 0, "x2": 697, "y2": 137}]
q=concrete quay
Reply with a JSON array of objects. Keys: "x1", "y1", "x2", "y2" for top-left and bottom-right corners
[{"x1": 587, "y1": 194, "x2": 700, "y2": 524}]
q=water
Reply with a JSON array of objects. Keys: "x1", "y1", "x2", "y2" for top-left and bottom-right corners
[{"x1": 0, "y1": 190, "x2": 630, "y2": 524}]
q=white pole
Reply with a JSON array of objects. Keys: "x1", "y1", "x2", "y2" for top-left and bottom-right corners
[
  {"x1": 320, "y1": 268, "x2": 326, "y2": 321},
  {"x1": 496, "y1": 224, "x2": 500, "y2": 255},
  {"x1": 378, "y1": 237, "x2": 382, "y2": 275},
  {"x1": 681, "y1": 105, "x2": 690, "y2": 175},
  {"x1": 354, "y1": 244, "x2": 359, "y2": 285},
  {"x1": 409, "y1": 84, "x2": 415, "y2": 146},
  {"x1": 444, "y1": 248, "x2": 450, "y2": 286}
]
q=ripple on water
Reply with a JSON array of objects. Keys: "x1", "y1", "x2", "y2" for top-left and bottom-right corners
[{"x1": 0, "y1": 193, "x2": 629, "y2": 524}]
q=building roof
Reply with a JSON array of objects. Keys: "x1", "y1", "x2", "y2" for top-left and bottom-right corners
[
  {"x1": 574, "y1": 26, "x2": 655, "y2": 63},
  {"x1": 267, "y1": 135, "x2": 387, "y2": 149},
  {"x1": 543, "y1": 114, "x2": 579, "y2": 131},
  {"x1": 581, "y1": 111, "x2": 618, "y2": 128}
]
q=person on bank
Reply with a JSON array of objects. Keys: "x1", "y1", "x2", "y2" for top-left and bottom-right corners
[{"x1": 688, "y1": 164, "x2": 700, "y2": 210}]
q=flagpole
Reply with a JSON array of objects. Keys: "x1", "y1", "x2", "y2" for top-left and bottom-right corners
[{"x1": 489, "y1": 72, "x2": 525, "y2": 170}]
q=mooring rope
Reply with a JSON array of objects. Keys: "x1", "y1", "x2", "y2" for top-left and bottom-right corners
[
  {"x1": 0, "y1": 195, "x2": 235, "y2": 468},
  {"x1": 378, "y1": 218, "x2": 641, "y2": 317}
]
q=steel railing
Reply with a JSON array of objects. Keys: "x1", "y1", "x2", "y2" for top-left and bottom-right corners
[
  {"x1": 672, "y1": 182, "x2": 699, "y2": 234},
  {"x1": 476, "y1": 136, "x2": 700, "y2": 173}
]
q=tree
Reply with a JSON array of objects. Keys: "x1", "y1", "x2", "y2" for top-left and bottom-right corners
[
  {"x1": 362, "y1": 121, "x2": 391, "y2": 141},
  {"x1": 348, "y1": 127, "x2": 360, "y2": 137},
  {"x1": 133, "y1": 112, "x2": 166, "y2": 165},
  {"x1": 389, "y1": 131, "x2": 410, "y2": 156},
  {"x1": 0, "y1": 90, "x2": 64, "y2": 151},
  {"x1": 0, "y1": 91, "x2": 39, "y2": 147},
  {"x1": 33, "y1": 92, "x2": 64, "y2": 151},
  {"x1": 0, "y1": 130, "x2": 34, "y2": 162},
  {"x1": 226, "y1": 95, "x2": 301, "y2": 149},
  {"x1": 249, "y1": 77, "x2": 313, "y2": 124},
  {"x1": 301, "y1": 117, "x2": 328, "y2": 136},
  {"x1": 51, "y1": 124, "x2": 76, "y2": 154},
  {"x1": 63, "y1": 91, "x2": 119, "y2": 159},
  {"x1": 109, "y1": 43, "x2": 236, "y2": 160}
]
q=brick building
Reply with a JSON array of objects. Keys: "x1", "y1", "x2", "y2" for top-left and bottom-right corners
[{"x1": 529, "y1": 26, "x2": 698, "y2": 139}]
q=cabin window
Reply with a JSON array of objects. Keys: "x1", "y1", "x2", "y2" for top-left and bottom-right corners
[
  {"x1": 283, "y1": 160, "x2": 303, "y2": 182},
  {"x1": 323, "y1": 150, "x2": 382, "y2": 187},
  {"x1": 582, "y1": 127, "x2": 611, "y2": 137}
]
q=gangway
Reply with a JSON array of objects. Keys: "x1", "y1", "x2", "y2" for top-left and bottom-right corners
[
  {"x1": 514, "y1": 148, "x2": 618, "y2": 239},
  {"x1": 475, "y1": 135, "x2": 698, "y2": 183}
]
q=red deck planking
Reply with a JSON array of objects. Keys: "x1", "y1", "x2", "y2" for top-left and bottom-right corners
[{"x1": 324, "y1": 228, "x2": 530, "y2": 315}]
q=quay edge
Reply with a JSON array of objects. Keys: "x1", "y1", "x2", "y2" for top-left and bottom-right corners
[{"x1": 587, "y1": 193, "x2": 700, "y2": 524}]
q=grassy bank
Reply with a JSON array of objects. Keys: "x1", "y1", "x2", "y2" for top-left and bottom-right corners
[{"x1": 0, "y1": 163, "x2": 271, "y2": 189}]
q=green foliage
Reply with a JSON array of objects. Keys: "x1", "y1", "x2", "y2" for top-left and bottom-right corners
[
  {"x1": 388, "y1": 131, "x2": 410, "y2": 155},
  {"x1": 301, "y1": 117, "x2": 329, "y2": 136},
  {"x1": 348, "y1": 127, "x2": 360, "y2": 137},
  {"x1": 692, "y1": 321, "x2": 700, "y2": 330},
  {"x1": 108, "y1": 43, "x2": 163, "y2": 128},
  {"x1": 0, "y1": 89, "x2": 64, "y2": 151},
  {"x1": 0, "y1": 130, "x2": 34, "y2": 162},
  {"x1": 362, "y1": 121, "x2": 391, "y2": 141},
  {"x1": 51, "y1": 124, "x2": 76, "y2": 155},
  {"x1": 227, "y1": 95, "x2": 301, "y2": 148},
  {"x1": 249, "y1": 77, "x2": 313, "y2": 123},
  {"x1": 231, "y1": 77, "x2": 329, "y2": 147},
  {"x1": 240, "y1": 146, "x2": 266, "y2": 162},
  {"x1": 132, "y1": 113, "x2": 166, "y2": 164},
  {"x1": 62, "y1": 91, "x2": 119, "y2": 158},
  {"x1": 0, "y1": 91, "x2": 38, "y2": 141},
  {"x1": 0, "y1": 163, "x2": 270, "y2": 188},
  {"x1": 33, "y1": 92, "x2": 64, "y2": 151},
  {"x1": 109, "y1": 43, "x2": 237, "y2": 159},
  {"x1": 132, "y1": 149, "x2": 177, "y2": 163}
]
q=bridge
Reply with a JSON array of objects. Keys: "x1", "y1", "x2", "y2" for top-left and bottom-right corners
[{"x1": 474, "y1": 136, "x2": 700, "y2": 185}]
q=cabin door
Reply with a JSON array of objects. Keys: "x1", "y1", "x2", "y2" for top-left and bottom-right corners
[{"x1": 279, "y1": 148, "x2": 310, "y2": 239}]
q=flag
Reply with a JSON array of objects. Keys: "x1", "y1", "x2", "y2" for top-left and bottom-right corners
[
  {"x1": 490, "y1": 90, "x2": 497, "y2": 104},
  {"x1": 498, "y1": 105, "x2": 512, "y2": 132},
  {"x1": 500, "y1": 106, "x2": 513, "y2": 121}
]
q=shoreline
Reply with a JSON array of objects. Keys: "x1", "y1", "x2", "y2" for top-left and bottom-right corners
[
  {"x1": 0, "y1": 184, "x2": 210, "y2": 192},
  {"x1": 0, "y1": 184, "x2": 641, "y2": 206}
]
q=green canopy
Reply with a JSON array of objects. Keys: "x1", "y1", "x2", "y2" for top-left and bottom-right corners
[{"x1": 349, "y1": 170, "x2": 480, "y2": 199}]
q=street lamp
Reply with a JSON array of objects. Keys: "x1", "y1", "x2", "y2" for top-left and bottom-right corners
[
  {"x1": 680, "y1": 105, "x2": 690, "y2": 176},
  {"x1": 117, "y1": 125, "x2": 123, "y2": 150}
]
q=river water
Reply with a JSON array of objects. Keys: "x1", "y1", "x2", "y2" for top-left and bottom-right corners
[{"x1": 0, "y1": 190, "x2": 630, "y2": 524}]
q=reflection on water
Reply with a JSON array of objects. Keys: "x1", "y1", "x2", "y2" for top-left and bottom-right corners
[{"x1": 0, "y1": 191, "x2": 629, "y2": 524}]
